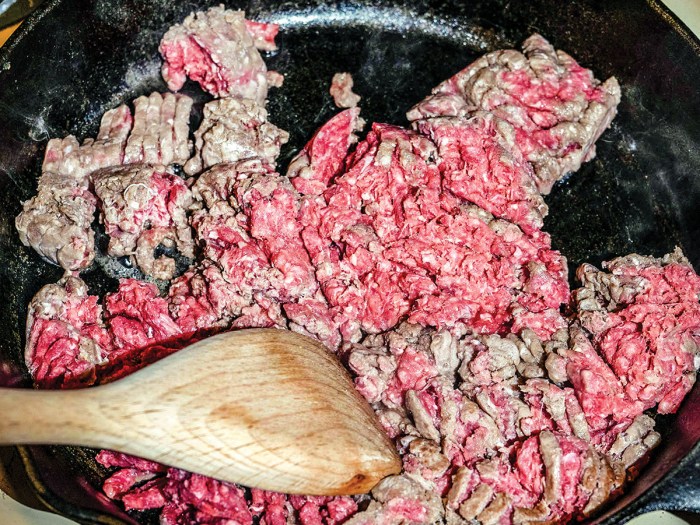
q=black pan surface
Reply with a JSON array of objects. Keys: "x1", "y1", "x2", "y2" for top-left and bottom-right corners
[{"x1": 1, "y1": 0, "x2": 699, "y2": 523}]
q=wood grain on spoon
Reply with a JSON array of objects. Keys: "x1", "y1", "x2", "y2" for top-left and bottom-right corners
[{"x1": 0, "y1": 329, "x2": 401, "y2": 495}]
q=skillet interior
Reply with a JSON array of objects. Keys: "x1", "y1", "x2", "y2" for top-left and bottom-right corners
[{"x1": 1, "y1": 0, "x2": 700, "y2": 523}]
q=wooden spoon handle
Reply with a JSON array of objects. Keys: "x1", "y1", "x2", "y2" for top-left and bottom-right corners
[{"x1": 0, "y1": 388, "x2": 100, "y2": 446}]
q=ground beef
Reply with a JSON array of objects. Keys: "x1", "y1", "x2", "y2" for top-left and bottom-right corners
[
  {"x1": 159, "y1": 6, "x2": 281, "y2": 102},
  {"x1": 123, "y1": 92, "x2": 193, "y2": 166},
  {"x1": 18, "y1": 92, "x2": 192, "y2": 273},
  {"x1": 92, "y1": 164, "x2": 194, "y2": 279},
  {"x1": 573, "y1": 249, "x2": 700, "y2": 414},
  {"x1": 300, "y1": 122, "x2": 568, "y2": 340},
  {"x1": 25, "y1": 276, "x2": 112, "y2": 388},
  {"x1": 184, "y1": 98, "x2": 289, "y2": 176},
  {"x1": 330, "y1": 73, "x2": 361, "y2": 109},
  {"x1": 415, "y1": 112, "x2": 547, "y2": 233},
  {"x1": 20, "y1": 18, "x2": 700, "y2": 525},
  {"x1": 408, "y1": 34, "x2": 621, "y2": 194},
  {"x1": 287, "y1": 108, "x2": 364, "y2": 196},
  {"x1": 15, "y1": 172, "x2": 97, "y2": 270},
  {"x1": 42, "y1": 104, "x2": 133, "y2": 180}
]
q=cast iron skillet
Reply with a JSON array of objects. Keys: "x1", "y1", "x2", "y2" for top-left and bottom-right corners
[{"x1": 0, "y1": 0, "x2": 699, "y2": 523}]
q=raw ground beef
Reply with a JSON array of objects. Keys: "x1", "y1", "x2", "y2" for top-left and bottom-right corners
[
  {"x1": 330, "y1": 73, "x2": 361, "y2": 109},
  {"x1": 159, "y1": 6, "x2": 281, "y2": 102},
  {"x1": 415, "y1": 112, "x2": 547, "y2": 233},
  {"x1": 573, "y1": 249, "x2": 700, "y2": 414},
  {"x1": 287, "y1": 107, "x2": 364, "y2": 196},
  {"x1": 25, "y1": 276, "x2": 112, "y2": 388},
  {"x1": 408, "y1": 34, "x2": 621, "y2": 194},
  {"x1": 299, "y1": 122, "x2": 568, "y2": 340},
  {"x1": 184, "y1": 97, "x2": 289, "y2": 176},
  {"x1": 18, "y1": 13, "x2": 700, "y2": 525}
]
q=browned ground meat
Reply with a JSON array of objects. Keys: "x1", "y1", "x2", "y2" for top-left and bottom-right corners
[
  {"x1": 17, "y1": 92, "x2": 193, "y2": 272},
  {"x1": 330, "y1": 72, "x2": 361, "y2": 109},
  {"x1": 42, "y1": 104, "x2": 133, "y2": 180},
  {"x1": 184, "y1": 98, "x2": 289, "y2": 176},
  {"x1": 123, "y1": 92, "x2": 193, "y2": 166},
  {"x1": 15, "y1": 172, "x2": 97, "y2": 270},
  {"x1": 92, "y1": 164, "x2": 194, "y2": 279},
  {"x1": 408, "y1": 34, "x2": 621, "y2": 194},
  {"x1": 159, "y1": 6, "x2": 281, "y2": 102}
]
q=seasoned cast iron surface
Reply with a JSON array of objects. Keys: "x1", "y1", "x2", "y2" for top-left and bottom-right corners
[{"x1": 1, "y1": 0, "x2": 699, "y2": 523}]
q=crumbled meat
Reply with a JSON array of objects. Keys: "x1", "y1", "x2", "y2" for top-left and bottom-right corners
[
  {"x1": 554, "y1": 323, "x2": 646, "y2": 443},
  {"x1": 123, "y1": 92, "x2": 193, "y2": 166},
  {"x1": 244, "y1": 19, "x2": 280, "y2": 52},
  {"x1": 408, "y1": 34, "x2": 621, "y2": 194},
  {"x1": 159, "y1": 6, "x2": 281, "y2": 102},
  {"x1": 573, "y1": 249, "x2": 700, "y2": 414},
  {"x1": 105, "y1": 279, "x2": 182, "y2": 352},
  {"x1": 20, "y1": 17, "x2": 700, "y2": 525},
  {"x1": 287, "y1": 108, "x2": 364, "y2": 195},
  {"x1": 330, "y1": 73, "x2": 361, "y2": 109},
  {"x1": 92, "y1": 164, "x2": 194, "y2": 279},
  {"x1": 301, "y1": 122, "x2": 569, "y2": 339},
  {"x1": 607, "y1": 414, "x2": 661, "y2": 470},
  {"x1": 42, "y1": 104, "x2": 133, "y2": 180},
  {"x1": 184, "y1": 98, "x2": 289, "y2": 176},
  {"x1": 25, "y1": 276, "x2": 112, "y2": 388},
  {"x1": 97, "y1": 451, "x2": 356, "y2": 525},
  {"x1": 343, "y1": 475, "x2": 443, "y2": 525},
  {"x1": 15, "y1": 172, "x2": 97, "y2": 270},
  {"x1": 415, "y1": 112, "x2": 547, "y2": 233}
]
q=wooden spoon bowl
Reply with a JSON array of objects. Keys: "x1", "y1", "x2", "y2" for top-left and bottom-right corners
[{"x1": 0, "y1": 328, "x2": 401, "y2": 495}]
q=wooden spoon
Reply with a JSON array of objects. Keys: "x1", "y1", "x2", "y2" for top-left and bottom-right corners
[{"x1": 0, "y1": 329, "x2": 401, "y2": 495}]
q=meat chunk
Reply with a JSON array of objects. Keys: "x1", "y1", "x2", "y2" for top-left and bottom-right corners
[
  {"x1": 343, "y1": 475, "x2": 443, "y2": 525},
  {"x1": 105, "y1": 279, "x2": 182, "y2": 353},
  {"x1": 123, "y1": 92, "x2": 193, "y2": 166},
  {"x1": 15, "y1": 172, "x2": 97, "y2": 270},
  {"x1": 25, "y1": 276, "x2": 112, "y2": 388},
  {"x1": 244, "y1": 19, "x2": 280, "y2": 52},
  {"x1": 574, "y1": 249, "x2": 700, "y2": 414},
  {"x1": 553, "y1": 324, "x2": 646, "y2": 443},
  {"x1": 92, "y1": 164, "x2": 194, "y2": 279},
  {"x1": 607, "y1": 414, "x2": 661, "y2": 470},
  {"x1": 184, "y1": 98, "x2": 289, "y2": 176},
  {"x1": 42, "y1": 104, "x2": 133, "y2": 180},
  {"x1": 159, "y1": 6, "x2": 280, "y2": 102},
  {"x1": 415, "y1": 112, "x2": 547, "y2": 233},
  {"x1": 408, "y1": 34, "x2": 621, "y2": 193},
  {"x1": 330, "y1": 72, "x2": 361, "y2": 109},
  {"x1": 301, "y1": 123, "x2": 568, "y2": 339},
  {"x1": 287, "y1": 108, "x2": 364, "y2": 195}
]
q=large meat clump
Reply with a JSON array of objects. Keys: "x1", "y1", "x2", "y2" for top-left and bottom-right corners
[
  {"x1": 159, "y1": 5, "x2": 282, "y2": 102},
  {"x1": 17, "y1": 16, "x2": 700, "y2": 525},
  {"x1": 299, "y1": 122, "x2": 568, "y2": 340},
  {"x1": 16, "y1": 92, "x2": 193, "y2": 275},
  {"x1": 408, "y1": 33, "x2": 621, "y2": 194},
  {"x1": 184, "y1": 98, "x2": 289, "y2": 175},
  {"x1": 15, "y1": 173, "x2": 97, "y2": 270}
]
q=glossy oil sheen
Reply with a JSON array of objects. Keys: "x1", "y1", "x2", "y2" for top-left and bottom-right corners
[{"x1": 0, "y1": 0, "x2": 699, "y2": 523}]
